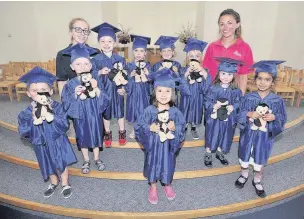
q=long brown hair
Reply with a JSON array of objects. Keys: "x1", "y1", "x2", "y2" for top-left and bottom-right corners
[
  {"x1": 68, "y1": 18, "x2": 89, "y2": 42},
  {"x1": 213, "y1": 71, "x2": 238, "y2": 89},
  {"x1": 151, "y1": 87, "x2": 176, "y2": 107},
  {"x1": 218, "y1": 9, "x2": 242, "y2": 38}
]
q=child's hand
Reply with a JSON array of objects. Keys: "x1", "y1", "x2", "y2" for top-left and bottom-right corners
[
  {"x1": 131, "y1": 70, "x2": 136, "y2": 77},
  {"x1": 75, "y1": 85, "x2": 84, "y2": 95},
  {"x1": 32, "y1": 106, "x2": 37, "y2": 119},
  {"x1": 184, "y1": 69, "x2": 191, "y2": 78},
  {"x1": 172, "y1": 66, "x2": 178, "y2": 73},
  {"x1": 247, "y1": 111, "x2": 261, "y2": 119},
  {"x1": 167, "y1": 121, "x2": 176, "y2": 131},
  {"x1": 226, "y1": 105, "x2": 234, "y2": 113},
  {"x1": 150, "y1": 123, "x2": 160, "y2": 133},
  {"x1": 99, "y1": 67, "x2": 110, "y2": 75},
  {"x1": 213, "y1": 102, "x2": 222, "y2": 110},
  {"x1": 262, "y1": 113, "x2": 276, "y2": 122},
  {"x1": 143, "y1": 68, "x2": 149, "y2": 75},
  {"x1": 158, "y1": 66, "x2": 164, "y2": 71},
  {"x1": 199, "y1": 68, "x2": 208, "y2": 79},
  {"x1": 90, "y1": 79, "x2": 98, "y2": 88},
  {"x1": 117, "y1": 87, "x2": 125, "y2": 96}
]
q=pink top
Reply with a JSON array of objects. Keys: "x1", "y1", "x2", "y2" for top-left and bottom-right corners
[{"x1": 203, "y1": 38, "x2": 254, "y2": 80}]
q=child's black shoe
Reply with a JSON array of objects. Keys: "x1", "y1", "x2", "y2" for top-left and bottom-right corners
[
  {"x1": 235, "y1": 175, "x2": 248, "y2": 188},
  {"x1": 215, "y1": 152, "x2": 229, "y2": 165},
  {"x1": 61, "y1": 185, "x2": 72, "y2": 199},
  {"x1": 204, "y1": 153, "x2": 212, "y2": 167},
  {"x1": 252, "y1": 180, "x2": 266, "y2": 198},
  {"x1": 43, "y1": 184, "x2": 58, "y2": 198}
]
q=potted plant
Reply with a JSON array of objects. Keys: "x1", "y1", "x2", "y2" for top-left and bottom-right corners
[
  {"x1": 116, "y1": 24, "x2": 131, "y2": 45},
  {"x1": 177, "y1": 22, "x2": 197, "y2": 44}
]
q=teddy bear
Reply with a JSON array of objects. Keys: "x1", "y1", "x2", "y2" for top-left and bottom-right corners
[
  {"x1": 76, "y1": 72, "x2": 101, "y2": 100},
  {"x1": 249, "y1": 103, "x2": 272, "y2": 132},
  {"x1": 211, "y1": 98, "x2": 230, "y2": 121},
  {"x1": 188, "y1": 59, "x2": 203, "y2": 84},
  {"x1": 135, "y1": 60, "x2": 148, "y2": 83},
  {"x1": 33, "y1": 92, "x2": 54, "y2": 125},
  {"x1": 156, "y1": 110, "x2": 175, "y2": 143},
  {"x1": 160, "y1": 59, "x2": 179, "y2": 73},
  {"x1": 108, "y1": 61, "x2": 128, "y2": 86}
]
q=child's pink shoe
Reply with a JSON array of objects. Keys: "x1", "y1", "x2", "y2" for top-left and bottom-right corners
[
  {"x1": 148, "y1": 187, "x2": 158, "y2": 205},
  {"x1": 164, "y1": 185, "x2": 176, "y2": 201}
]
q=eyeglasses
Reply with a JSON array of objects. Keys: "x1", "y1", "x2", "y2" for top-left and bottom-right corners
[{"x1": 72, "y1": 27, "x2": 91, "y2": 35}]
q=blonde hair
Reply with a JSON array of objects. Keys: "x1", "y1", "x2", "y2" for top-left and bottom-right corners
[{"x1": 68, "y1": 18, "x2": 89, "y2": 42}]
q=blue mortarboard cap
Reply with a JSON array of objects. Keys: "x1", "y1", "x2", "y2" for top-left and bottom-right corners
[
  {"x1": 19, "y1": 66, "x2": 57, "y2": 87},
  {"x1": 154, "y1": 36, "x2": 178, "y2": 50},
  {"x1": 91, "y1": 22, "x2": 120, "y2": 41},
  {"x1": 149, "y1": 68, "x2": 178, "y2": 89},
  {"x1": 62, "y1": 44, "x2": 98, "y2": 63},
  {"x1": 130, "y1": 34, "x2": 151, "y2": 50},
  {"x1": 252, "y1": 60, "x2": 285, "y2": 77},
  {"x1": 183, "y1": 37, "x2": 208, "y2": 53},
  {"x1": 215, "y1": 57, "x2": 244, "y2": 73}
]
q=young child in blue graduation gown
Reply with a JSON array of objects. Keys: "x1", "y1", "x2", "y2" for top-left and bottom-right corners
[
  {"x1": 235, "y1": 60, "x2": 287, "y2": 198},
  {"x1": 18, "y1": 67, "x2": 77, "y2": 199},
  {"x1": 91, "y1": 22, "x2": 128, "y2": 147},
  {"x1": 179, "y1": 37, "x2": 212, "y2": 139},
  {"x1": 135, "y1": 69, "x2": 186, "y2": 205},
  {"x1": 126, "y1": 35, "x2": 152, "y2": 139},
  {"x1": 152, "y1": 36, "x2": 182, "y2": 107},
  {"x1": 204, "y1": 57, "x2": 243, "y2": 167},
  {"x1": 61, "y1": 44, "x2": 109, "y2": 174}
]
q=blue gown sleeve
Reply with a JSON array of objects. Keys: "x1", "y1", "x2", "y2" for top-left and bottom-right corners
[
  {"x1": 237, "y1": 95, "x2": 256, "y2": 130},
  {"x1": 200, "y1": 70, "x2": 212, "y2": 94},
  {"x1": 204, "y1": 87, "x2": 216, "y2": 117},
  {"x1": 18, "y1": 107, "x2": 45, "y2": 146},
  {"x1": 134, "y1": 108, "x2": 153, "y2": 150},
  {"x1": 169, "y1": 109, "x2": 186, "y2": 153},
  {"x1": 232, "y1": 88, "x2": 243, "y2": 113},
  {"x1": 61, "y1": 82, "x2": 82, "y2": 119},
  {"x1": 47, "y1": 103, "x2": 70, "y2": 140},
  {"x1": 268, "y1": 99, "x2": 287, "y2": 139}
]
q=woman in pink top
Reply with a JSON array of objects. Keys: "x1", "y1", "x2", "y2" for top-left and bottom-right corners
[{"x1": 203, "y1": 9, "x2": 254, "y2": 95}]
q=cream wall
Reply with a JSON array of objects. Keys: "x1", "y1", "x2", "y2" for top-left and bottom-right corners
[{"x1": 0, "y1": 1, "x2": 303, "y2": 69}]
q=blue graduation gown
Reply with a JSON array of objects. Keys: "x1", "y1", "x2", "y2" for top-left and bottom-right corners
[
  {"x1": 91, "y1": 53, "x2": 126, "y2": 120},
  {"x1": 134, "y1": 106, "x2": 186, "y2": 184},
  {"x1": 18, "y1": 101, "x2": 77, "y2": 181},
  {"x1": 204, "y1": 85, "x2": 242, "y2": 153},
  {"x1": 151, "y1": 60, "x2": 182, "y2": 73},
  {"x1": 125, "y1": 61, "x2": 152, "y2": 123},
  {"x1": 238, "y1": 92, "x2": 287, "y2": 166},
  {"x1": 61, "y1": 76, "x2": 109, "y2": 149},
  {"x1": 179, "y1": 66, "x2": 212, "y2": 125}
]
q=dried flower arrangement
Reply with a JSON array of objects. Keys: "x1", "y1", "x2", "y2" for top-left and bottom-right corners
[
  {"x1": 116, "y1": 23, "x2": 131, "y2": 44},
  {"x1": 177, "y1": 22, "x2": 197, "y2": 44}
]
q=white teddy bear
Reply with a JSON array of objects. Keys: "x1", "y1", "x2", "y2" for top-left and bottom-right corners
[
  {"x1": 156, "y1": 110, "x2": 175, "y2": 143},
  {"x1": 33, "y1": 92, "x2": 54, "y2": 125},
  {"x1": 249, "y1": 103, "x2": 272, "y2": 132}
]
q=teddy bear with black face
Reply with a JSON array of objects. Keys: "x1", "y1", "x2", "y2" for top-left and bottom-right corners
[
  {"x1": 211, "y1": 98, "x2": 230, "y2": 121},
  {"x1": 249, "y1": 103, "x2": 272, "y2": 132},
  {"x1": 156, "y1": 109, "x2": 175, "y2": 142},
  {"x1": 108, "y1": 61, "x2": 128, "y2": 86},
  {"x1": 188, "y1": 59, "x2": 203, "y2": 84},
  {"x1": 33, "y1": 92, "x2": 54, "y2": 125},
  {"x1": 76, "y1": 72, "x2": 101, "y2": 100},
  {"x1": 160, "y1": 59, "x2": 179, "y2": 73},
  {"x1": 135, "y1": 60, "x2": 148, "y2": 83}
]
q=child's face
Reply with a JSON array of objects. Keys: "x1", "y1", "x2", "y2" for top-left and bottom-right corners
[
  {"x1": 27, "y1": 83, "x2": 53, "y2": 101},
  {"x1": 187, "y1": 50, "x2": 202, "y2": 62},
  {"x1": 219, "y1": 14, "x2": 240, "y2": 39},
  {"x1": 71, "y1": 57, "x2": 92, "y2": 74},
  {"x1": 155, "y1": 86, "x2": 172, "y2": 106},
  {"x1": 219, "y1": 71, "x2": 234, "y2": 84},
  {"x1": 70, "y1": 20, "x2": 90, "y2": 45},
  {"x1": 133, "y1": 48, "x2": 146, "y2": 61},
  {"x1": 161, "y1": 48, "x2": 174, "y2": 60},
  {"x1": 255, "y1": 72, "x2": 274, "y2": 92},
  {"x1": 99, "y1": 36, "x2": 115, "y2": 53}
]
